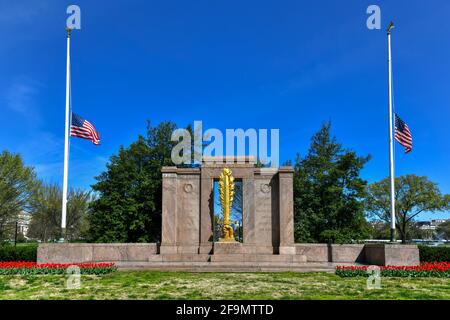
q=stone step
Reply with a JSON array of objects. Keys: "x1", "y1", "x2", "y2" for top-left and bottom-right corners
[
  {"x1": 115, "y1": 261, "x2": 337, "y2": 272},
  {"x1": 159, "y1": 254, "x2": 211, "y2": 262},
  {"x1": 118, "y1": 261, "x2": 300, "y2": 267},
  {"x1": 121, "y1": 267, "x2": 335, "y2": 272},
  {"x1": 210, "y1": 254, "x2": 307, "y2": 263},
  {"x1": 117, "y1": 261, "x2": 337, "y2": 267},
  {"x1": 148, "y1": 253, "x2": 307, "y2": 263},
  {"x1": 148, "y1": 255, "x2": 163, "y2": 262}
]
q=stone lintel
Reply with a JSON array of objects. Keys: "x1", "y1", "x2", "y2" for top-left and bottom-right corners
[
  {"x1": 161, "y1": 167, "x2": 201, "y2": 175},
  {"x1": 202, "y1": 156, "x2": 256, "y2": 167},
  {"x1": 254, "y1": 167, "x2": 279, "y2": 176},
  {"x1": 161, "y1": 166, "x2": 177, "y2": 173},
  {"x1": 278, "y1": 166, "x2": 294, "y2": 174}
]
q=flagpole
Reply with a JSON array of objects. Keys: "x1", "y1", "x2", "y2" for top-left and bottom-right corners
[
  {"x1": 387, "y1": 22, "x2": 396, "y2": 242},
  {"x1": 61, "y1": 27, "x2": 72, "y2": 242}
]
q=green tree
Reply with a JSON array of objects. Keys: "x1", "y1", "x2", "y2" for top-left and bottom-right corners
[
  {"x1": 28, "y1": 183, "x2": 92, "y2": 242},
  {"x1": 366, "y1": 174, "x2": 450, "y2": 243},
  {"x1": 293, "y1": 122, "x2": 371, "y2": 243},
  {"x1": 88, "y1": 121, "x2": 176, "y2": 242},
  {"x1": 0, "y1": 150, "x2": 39, "y2": 241},
  {"x1": 369, "y1": 221, "x2": 390, "y2": 240}
]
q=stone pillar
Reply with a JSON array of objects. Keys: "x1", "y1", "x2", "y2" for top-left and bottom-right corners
[
  {"x1": 160, "y1": 167, "x2": 178, "y2": 254},
  {"x1": 242, "y1": 175, "x2": 255, "y2": 245},
  {"x1": 199, "y1": 170, "x2": 214, "y2": 253},
  {"x1": 175, "y1": 171, "x2": 201, "y2": 253},
  {"x1": 278, "y1": 167, "x2": 295, "y2": 255},
  {"x1": 252, "y1": 168, "x2": 278, "y2": 254}
]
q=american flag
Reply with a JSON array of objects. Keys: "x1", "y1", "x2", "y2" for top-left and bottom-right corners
[
  {"x1": 394, "y1": 113, "x2": 412, "y2": 153},
  {"x1": 70, "y1": 113, "x2": 100, "y2": 145}
]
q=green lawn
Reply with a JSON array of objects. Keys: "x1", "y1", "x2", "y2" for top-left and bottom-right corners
[{"x1": 0, "y1": 271, "x2": 449, "y2": 300}]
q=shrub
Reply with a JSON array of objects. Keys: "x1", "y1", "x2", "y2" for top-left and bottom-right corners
[
  {"x1": 0, "y1": 244, "x2": 37, "y2": 262},
  {"x1": 419, "y1": 245, "x2": 450, "y2": 262}
]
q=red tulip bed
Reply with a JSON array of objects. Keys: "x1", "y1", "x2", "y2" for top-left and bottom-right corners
[
  {"x1": 0, "y1": 262, "x2": 117, "y2": 275},
  {"x1": 336, "y1": 262, "x2": 450, "y2": 278}
]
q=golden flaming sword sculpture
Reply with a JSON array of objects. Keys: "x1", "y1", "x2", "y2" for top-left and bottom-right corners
[{"x1": 218, "y1": 168, "x2": 235, "y2": 242}]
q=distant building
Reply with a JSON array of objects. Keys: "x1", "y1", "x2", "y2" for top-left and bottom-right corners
[
  {"x1": 416, "y1": 221, "x2": 433, "y2": 230},
  {"x1": 431, "y1": 219, "x2": 449, "y2": 226},
  {"x1": 17, "y1": 211, "x2": 31, "y2": 237},
  {"x1": 368, "y1": 221, "x2": 386, "y2": 228},
  {"x1": 367, "y1": 219, "x2": 449, "y2": 241}
]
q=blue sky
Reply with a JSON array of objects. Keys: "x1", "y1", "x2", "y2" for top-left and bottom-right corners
[{"x1": 1, "y1": 1, "x2": 449, "y2": 220}]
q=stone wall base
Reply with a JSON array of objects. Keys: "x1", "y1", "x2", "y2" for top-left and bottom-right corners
[
  {"x1": 295, "y1": 243, "x2": 419, "y2": 266},
  {"x1": 364, "y1": 244, "x2": 420, "y2": 266},
  {"x1": 37, "y1": 243, "x2": 158, "y2": 264},
  {"x1": 37, "y1": 243, "x2": 420, "y2": 267}
]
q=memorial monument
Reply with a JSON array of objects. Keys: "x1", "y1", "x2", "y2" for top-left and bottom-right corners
[
  {"x1": 158, "y1": 156, "x2": 298, "y2": 260},
  {"x1": 38, "y1": 156, "x2": 420, "y2": 270}
]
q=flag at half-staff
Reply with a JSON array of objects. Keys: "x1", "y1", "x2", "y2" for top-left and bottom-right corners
[
  {"x1": 394, "y1": 113, "x2": 412, "y2": 153},
  {"x1": 70, "y1": 112, "x2": 101, "y2": 145},
  {"x1": 385, "y1": 22, "x2": 415, "y2": 243}
]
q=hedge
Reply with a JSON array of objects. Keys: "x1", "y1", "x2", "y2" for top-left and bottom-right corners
[
  {"x1": 419, "y1": 245, "x2": 450, "y2": 262},
  {"x1": 0, "y1": 244, "x2": 37, "y2": 262}
]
